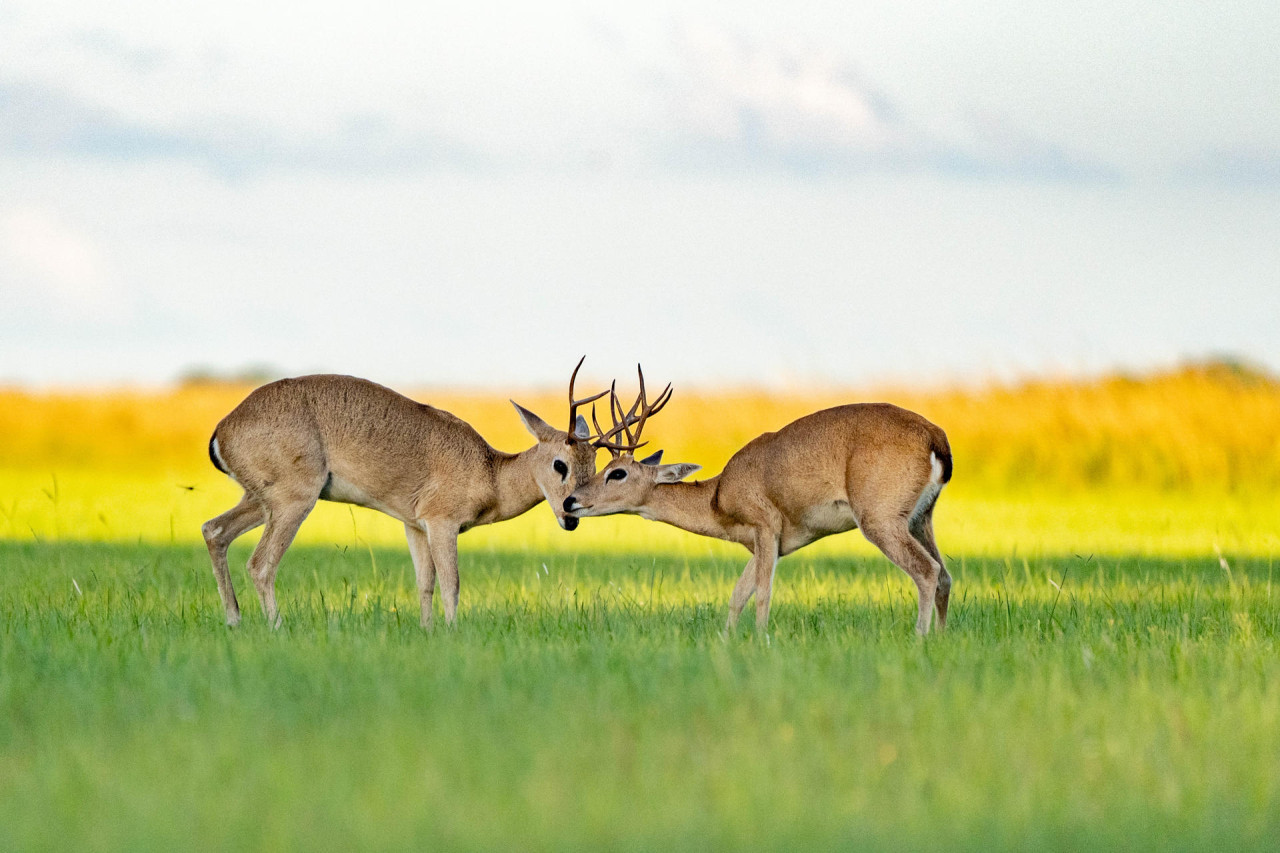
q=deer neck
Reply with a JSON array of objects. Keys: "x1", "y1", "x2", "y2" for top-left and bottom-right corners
[
  {"x1": 641, "y1": 478, "x2": 732, "y2": 542},
  {"x1": 490, "y1": 447, "x2": 547, "y2": 522}
]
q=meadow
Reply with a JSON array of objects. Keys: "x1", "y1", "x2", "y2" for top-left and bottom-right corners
[{"x1": 2, "y1": 362, "x2": 1279, "y2": 850}]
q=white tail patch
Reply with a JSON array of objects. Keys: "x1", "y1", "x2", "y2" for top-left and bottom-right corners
[
  {"x1": 210, "y1": 436, "x2": 237, "y2": 482},
  {"x1": 910, "y1": 452, "x2": 947, "y2": 528}
]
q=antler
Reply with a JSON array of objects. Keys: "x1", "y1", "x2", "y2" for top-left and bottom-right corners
[
  {"x1": 589, "y1": 381, "x2": 644, "y2": 453},
  {"x1": 567, "y1": 355, "x2": 608, "y2": 442},
  {"x1": 591, "y1": 364, "x2": 672, "y2": 456}
]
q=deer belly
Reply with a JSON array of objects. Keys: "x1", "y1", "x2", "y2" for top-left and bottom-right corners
[
  {"x1": 319, "y1": 473, "x2": 408, "y2": 522},
  {"x1": 804, "y1": 500, "x2": 858, "y2": 532},
  {"x1": 784, "y1": 501, "x2": 858, "y2": 552}
]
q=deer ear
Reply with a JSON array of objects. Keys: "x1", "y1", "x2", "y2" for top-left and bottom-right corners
[
  {"x1": 639, "y1": 450, "x2": 663, "y2": 466},
  {"x1": 573, "y1": 414, "x2": 591, "y2": 441},
  {"x1": 511, "y1": 400, "x2": 559, "y2": 442},
  {"x1": 654, "y1": 463, "x2": 700, "y2": 484}
]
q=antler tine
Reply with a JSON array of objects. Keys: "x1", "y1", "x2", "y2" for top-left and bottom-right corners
[
  {"x1": 590, "y1": 382, "x2": 639, "y2": 454},
  {"x1": 590, "y1": 402, "x2": 608, "y2": 447},
  {"x1": 592, "y1": 364, "x2": 673, "y2": 454},
  {"x1": 587, "y1": 363, "x2": 672, "y2": 454},
  {"x1": 567, "y1": 355, "x2": 608, "y2": 437},
  {"x1": 625, "y1": 365, "x2": 673, "y2": 448},
  {"x1": 635, "y1": 363, "x2": 647, "y2": 411},
  {"x1": 612, "y1": 380, "x2": 638, "y2": 445},
  {"x1": 594, "y1": 437, "x2": 650, "y2": 454},
  {"x1": 590, "y1": 401, "x2": 650, "y2": 455},
  {"x1": 648, "y1": 383, "x2": 673, "y2": 418},
  {"x1": 594, "y1": 384, "x2": 624, "y2": 444}
]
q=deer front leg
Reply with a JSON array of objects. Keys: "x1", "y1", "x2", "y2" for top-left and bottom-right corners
[
  {"x1": 752, "y1": 535, "x2": 781, "y2": 631},
  {"x1": 424, "y1": 521, "x2": 461, "y2": 627},
  {"x1": 726, "y1": 559, "x2": 757, "y2": 631},
  {"x1": 726, "y1": 532, "x2": 781, "y2": 633},
  {"x1": 405, "y1": 523, "x2": 437, "y2": 629}
]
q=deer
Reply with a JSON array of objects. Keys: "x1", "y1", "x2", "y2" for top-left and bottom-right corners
[
  {"x1": 563, "y1": 369, "x2": 954, "y2": 635},
  {"x1": 202, "y1": 358, "x2": 620, "y2": 629}
]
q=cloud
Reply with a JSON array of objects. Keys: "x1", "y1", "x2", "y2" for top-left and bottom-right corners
[
  {"x1": 652, "y1": 27, "x2": 921, "y2": 174},
  {"x1": 68, "y1": 27, "x2": 169, "y2": 75},
  {"x1": 648, "y1": 26, "x2": 1120, "y2": 181},
  {"x1": 1175, "y1": 148, "x2": 1280, "y2": 186},
  {"x1": 0, "y1": 15, "x2": 1164, "y2": 185},
  {"x1": 0, "y1": 79, "x2": 485, "y2": 179},
  {"x1": 0, "y1": 206, "x2": 118, "y2": 313},
  {"x1": 950, "y1": 111, "x2": 1122, "y2": 182}
]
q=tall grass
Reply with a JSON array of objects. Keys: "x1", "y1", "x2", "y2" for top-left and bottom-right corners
[
  {"x1": 3, "y1": 360, "x2": 1278, "y2": 493},
  {"x1": 2, "y1": 361, "x2": 1278, "y2": 557}
]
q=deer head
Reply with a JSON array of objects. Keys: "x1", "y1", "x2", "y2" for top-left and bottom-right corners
[
  {"x1": 511, "y1": 356, "x2": 608, "y2": 530},
  {"x1": 562, "y1": 366, "x2": 699, "y2": 519}
]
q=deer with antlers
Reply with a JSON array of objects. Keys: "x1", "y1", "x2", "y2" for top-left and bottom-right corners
[
  {"x1": 564, "y1": 369, "x2": 954, "y2": 635},
  {"x1": 203, "y1": 358, "x2": 612, "y2": 629}
]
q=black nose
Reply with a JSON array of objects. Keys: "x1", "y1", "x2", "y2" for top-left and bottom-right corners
[
  {"x1": 563, "y1": 516, "x2": 579, "y2": 531},
  {"x1": 563, "y1": 496, "x2": 577, "y2": 512}
]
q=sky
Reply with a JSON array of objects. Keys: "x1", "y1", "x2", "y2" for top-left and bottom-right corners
[{"x1": 1, "y1": 1, "x2": 1278, "y2": 389}]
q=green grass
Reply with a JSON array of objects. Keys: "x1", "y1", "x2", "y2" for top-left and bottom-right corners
[{"x1": 3, "y1": 537, "x2": 1278, "y2": 851}]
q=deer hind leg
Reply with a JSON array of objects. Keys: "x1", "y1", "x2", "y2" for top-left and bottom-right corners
[
  {"x1": 404, "y1": 523, "x2": 437, "y2": 629},
  {"x1": 861, "y1": 516, "x2": 942, "y2": 635},
  {"x1": 246, "y1": 495, "x2": 316, "y2": 629},
  {"x1": 910, "y1": 510, "x2": 950, "y2": 630},
  {"x1": 202, "y1": 495, "x2": 265, "y2": 627}
]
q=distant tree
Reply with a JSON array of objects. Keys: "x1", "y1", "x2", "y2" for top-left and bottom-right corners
[{"x1": 177, "y1": 365, "x2": 282, "y2": 387}]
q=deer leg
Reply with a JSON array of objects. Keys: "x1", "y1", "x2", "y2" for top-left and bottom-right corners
[
  {"x1": 202, "y1": 495, "x2": 264, "y2": 627},
  {"x1": 405, "y1": 523, "x2": 437, "y2": 629},
  {"x1": 425, "y1": 522, "x2": 461, "y2": 627},
  {"x1": 910, "y1": 511, "x2": 950, "y2": 630},
  {"x1": 752, "y1": 536, "x2": 781, "y2": 632},
  {"x1": 246, "y1": 498, "x2": 315, "y2": 629},
  {"x1": 862, "y1": 517, "x2": 942, "y2": 635},
  {"x1": 726, "y1": 560, "x2": 757, "y2": 631},
  {"x1": 726, "y1": 534, "x2": 781, "y2": 633}
]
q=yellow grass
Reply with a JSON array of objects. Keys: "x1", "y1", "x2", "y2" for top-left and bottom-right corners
[
  {"x1": 2, "y1": 360, "x2": 1278, "y2": 556},
  {"x1": 4, "y1": 360, "x2": 1278, "y2": 491}
]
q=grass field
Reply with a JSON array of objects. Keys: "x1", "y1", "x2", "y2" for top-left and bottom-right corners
[
  {"x1": 2, "y1": 540, "x2": 1278, "y2": 850},
  {"x1": 2, "y1": 365, "x2": 1279, "y2": 849}
]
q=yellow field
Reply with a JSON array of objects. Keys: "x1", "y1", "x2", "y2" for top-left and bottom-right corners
[{"x1": 2, "y1": 360, "x2": 1278, "y2": 557}]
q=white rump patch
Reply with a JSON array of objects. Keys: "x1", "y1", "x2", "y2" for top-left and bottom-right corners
[
  {"x1": 910, "y1": 452, "x2": 947, "y2": 528},
  {"x1": 929, "y1": 451, "x2": 944, "y2": 486},
  {"x1": 211, "y1": 436, "x2": 236, "y2": 482}
]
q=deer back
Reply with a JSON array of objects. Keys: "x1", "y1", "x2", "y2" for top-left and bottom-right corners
[
  {"x1": 213, "y1": 375, "x2": 500, "y2": 519},
  {"x1": 716, "y1": 403, "x2": 948, "y2": 523}
]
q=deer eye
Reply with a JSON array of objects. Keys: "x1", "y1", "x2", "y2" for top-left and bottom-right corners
[
  {"x1": 553, "y1": 459, "x2": 568, "y2": 479},
  {"x1": 607, "y1": 469, "x2": 627, "y2": 482}
]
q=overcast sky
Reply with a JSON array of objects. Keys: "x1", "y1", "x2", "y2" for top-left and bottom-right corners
[{"x1": 2, "y1": 1, "x2": 1278, "y2": 389}]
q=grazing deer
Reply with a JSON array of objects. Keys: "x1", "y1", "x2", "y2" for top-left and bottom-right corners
[
  {"x1": 202, "y1": 359, "x2": 612, "y2": 629},
  {"x1": 564, "y1": 370, "x2": 953, "y2": 634}
]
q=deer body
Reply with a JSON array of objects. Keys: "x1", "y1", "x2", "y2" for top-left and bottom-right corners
[
  {"x1": 566, "y1": 402, "x2": 953, "y2": 634},
  {"x1": 204, "y1": 368, "x2": 604, "y2": 629}
]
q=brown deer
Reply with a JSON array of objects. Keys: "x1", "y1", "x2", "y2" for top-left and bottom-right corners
[
  {"x1": 202, "y1": 359, "x2": 614, "y2": 629},
  {"x1": 564, "y1": 370, "x2": 953, "y2": 634}
]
